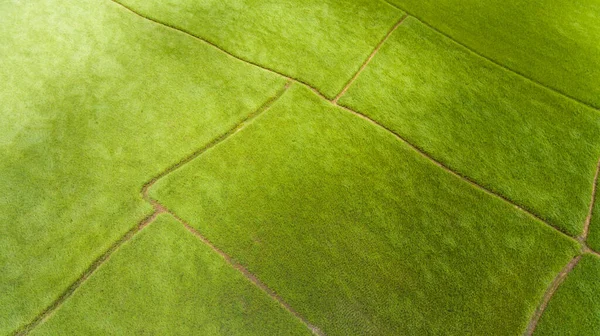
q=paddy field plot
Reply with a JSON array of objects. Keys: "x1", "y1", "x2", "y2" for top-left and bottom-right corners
[{"x1": 2, "y1": 0, "x2": 600, "y2": 335}]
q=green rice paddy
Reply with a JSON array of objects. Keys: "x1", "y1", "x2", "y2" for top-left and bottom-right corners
[{"x1": 2, "y1": 0, "x2": 600, "y2": 335}]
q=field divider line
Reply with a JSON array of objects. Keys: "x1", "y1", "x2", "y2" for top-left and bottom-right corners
[
  {"x1": 523, "y1": 255, "x2": 582, "y2": 336},
  {"x1": 332, "y1": 14, "x2": 408, "y2": 103},
  {"x1": 159, "y1": 204, "x2": 325, "y2": 336},
  {"x1": 333, "y1": 103, "x2": 577, "y2": 242},
  {"x1": 582, "y1": 245, "x2": 600, "y2": 258},
  {"x1": 581, "y1": 157, "x2": 600, "y2": 241},
  {"x1": 110, "y1": 0, "x2": 333, "y2": 99},
  {"x1": 14, "y1": 209, "x2": 164, "y2": 336},
  {"x1": 141, "y1": 80, "x2": 291, "y2": 201},
  {"x1": 16, "y1": 1, "x2": 589, "y2": 334},
  {"x1": 335, "y1": 97, "x2": 600, "y2": 334},
  {"x1": 381, "y1": 0, "x2": 600, "y2": 113}
]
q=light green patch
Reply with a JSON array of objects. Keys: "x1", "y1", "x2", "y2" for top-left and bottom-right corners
[
  {"x1": 387, "y1": 0, "x2": 600, "y2": 109},
  {"x1": 0, "y1": 0, "x2": 286, "y2": 333},
  {"x1": 535, "y1": 254, "x2": 600, "y2": 336},
  {"x1": 150, "y1": 84, "x2": 579, "y2": 335},
  {"x1": 114, "y1": 0, "x2": 403, "y2": 98},
  {"x1": 339, "y1": 17, "x2": 600, "y2": 236},
  {"x1": 33, "y1": 213, "x2": 310, "y2": 335}
]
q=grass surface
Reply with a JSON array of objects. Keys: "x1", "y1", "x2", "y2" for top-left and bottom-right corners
[
  {"x1": 3, "y1": 0, "x2": 600, "y2": 334},
  {"x1": 339, "y1": 17, "x2": 600, "y2": 236},
  {"x1": 534, "y1": 254, "x2": 600, "y2": 335},
  {"x1": 33, "y1": 214, "x2": 310, "y2": 335},
  {"x1": 387, "y1": 0, "x2": 600, "y2": 109},
  {"x1": 150, "y1": 84, "x2": 579, "y2": 335},
  {"x1": 588, "y1": 178, "x2": 600, "y2": 251},
  {"x1": 0, "y1": 0, "x2": 285, "y2": 333},
  {"x1": 114, "y1": 0, "x2": 403, "y2": 98}
]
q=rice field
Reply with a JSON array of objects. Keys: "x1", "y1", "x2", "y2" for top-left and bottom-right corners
[{"x1": 2, "y1": 0, "x2": 600, "y2": 335}]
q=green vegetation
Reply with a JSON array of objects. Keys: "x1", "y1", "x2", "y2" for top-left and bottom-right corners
[
  {"x1": 33, "y1": 214, "x2": 310, "y2": 335},
  {"x1": 114, "y1": 0, "x2": 403, "y2": 98},
  {"x1": 535, "y1": 254, "x2": 600, "y2": 335},
  {"x1": 387, "y1": 0, "x2": 600, "y2": 109},
  {"x1": 0, "y1": 0, "x2": 285, "y2": 333},
  {"x1": 588, "y1": 180, "x2": 600, "y2": 251},
  {"x1": 150, "y1": 84, "x2": 579, "y2": 335},
  {"x1": 3, "y1": 0, "x2": 600, "y2": 334},
  {"x1": 339, "y1": 17, "x2": 600, "y2": 236}
]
